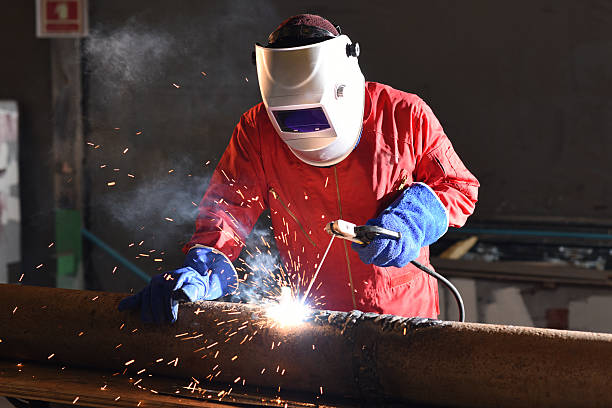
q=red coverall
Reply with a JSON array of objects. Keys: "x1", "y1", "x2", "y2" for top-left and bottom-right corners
[{"x1": 185, "y1": 82, "x2": 479, "y2": 318}]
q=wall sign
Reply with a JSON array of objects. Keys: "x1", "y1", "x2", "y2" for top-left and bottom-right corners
[{"x1": 36, "y1": 0, "x2": 88, "y2": 38}]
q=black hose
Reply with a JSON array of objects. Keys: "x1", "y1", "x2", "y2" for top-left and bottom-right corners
[{"x1": 410, "y1": 260, "x2": 465, "y2": 322}]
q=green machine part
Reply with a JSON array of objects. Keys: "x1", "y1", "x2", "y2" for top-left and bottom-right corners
[{"x1": 55, "y1": 209, "x2": 82, "y2": 278}]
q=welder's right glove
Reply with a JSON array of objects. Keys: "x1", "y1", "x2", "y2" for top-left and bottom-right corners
[
  {"x1": 351, "y1": 183, "x2": 449, "y2": 267},
  {"x1": 118, "y1": 247, "x2": 238, "y2": 324}
]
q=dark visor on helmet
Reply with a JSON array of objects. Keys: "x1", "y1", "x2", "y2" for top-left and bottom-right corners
[{"x1": 273, "y1": 108, "x2": 331, "y2": 133}]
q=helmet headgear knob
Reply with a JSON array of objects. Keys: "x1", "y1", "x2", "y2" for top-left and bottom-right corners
[{"x1": 346, "y1": 42, "x2": 360, "y2": 57}]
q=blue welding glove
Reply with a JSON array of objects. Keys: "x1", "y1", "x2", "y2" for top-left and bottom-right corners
[
  {"x1": 352, "y1": 183, "x2": 448, "y2": 267},
  {"x1": 118, "y1": 247, "x2": 238, "y2": 324}
]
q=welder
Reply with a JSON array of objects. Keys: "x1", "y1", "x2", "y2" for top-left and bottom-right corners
[{"x1": 119, "y1": 14, "x2": 479, "y2": 323}]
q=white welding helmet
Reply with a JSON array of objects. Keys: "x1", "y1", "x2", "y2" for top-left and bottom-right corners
[{"x1": 254, "y1": 15, "x2": 365, "y2": 167}]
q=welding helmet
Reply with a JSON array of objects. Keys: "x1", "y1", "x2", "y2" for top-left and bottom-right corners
[{"x1": 254, "y1": 15, "x2": 365, "y2": 167}]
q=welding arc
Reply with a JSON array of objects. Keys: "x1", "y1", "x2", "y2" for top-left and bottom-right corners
[
  {"x1": 410, "y1": 260, "x2": 465, "y2": 322},
  {"x1": 302, "y1": 235, "x2": 335, "y2": 304}
]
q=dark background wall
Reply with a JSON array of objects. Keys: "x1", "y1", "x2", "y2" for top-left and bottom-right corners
[
  {"x1": 1, "y1": 1, "x2": 611, "y2": 293},
  {"x1": 82, "y1": 0, "x2": 612, "y2": 292}
]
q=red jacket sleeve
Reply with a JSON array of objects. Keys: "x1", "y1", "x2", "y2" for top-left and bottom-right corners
[
  {"x1": 412, "y1": 100, "x2": 479, "y2": 227},
  {"x1": 183, "y1": 114, "x2": 268, "y2": 259}
]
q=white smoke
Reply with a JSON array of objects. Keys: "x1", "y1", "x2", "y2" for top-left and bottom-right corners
[
  {"x1": 84, "y1": 23, "x2": 176, "y2": 88},
  {"x1": 82, "y1": 2, "x2": 285, "y2": 295}
]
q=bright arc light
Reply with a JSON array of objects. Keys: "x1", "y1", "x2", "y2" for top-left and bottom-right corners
[{"x1": 265, "y1": 286, "x2": 311, "y2": 328}]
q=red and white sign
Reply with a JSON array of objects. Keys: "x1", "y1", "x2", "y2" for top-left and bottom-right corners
[{"x1": 36, "y1": 0, "x2": 88, "y2": 38}]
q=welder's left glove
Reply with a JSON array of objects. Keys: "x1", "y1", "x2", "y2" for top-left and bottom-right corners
[
  {"x1": 118, "y1": 247, "x2": 238, "y2": 324},
  {"x1": 352, "y1": 183, "x2": 448, "y2": 267}
]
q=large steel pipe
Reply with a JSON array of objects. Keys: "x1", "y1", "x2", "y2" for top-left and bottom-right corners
[{"x1": 1, "y1": 283, "x2": 611, "y2": 407}]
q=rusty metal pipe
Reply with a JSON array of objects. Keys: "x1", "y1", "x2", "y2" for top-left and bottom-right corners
[{"x1": 0, "y1": 284, "x2": 611, "y2": 407}]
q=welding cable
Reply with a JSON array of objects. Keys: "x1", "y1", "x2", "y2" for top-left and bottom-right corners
[{"x1": 410, "y1": 260, "x2": 465, "y2": 322}]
